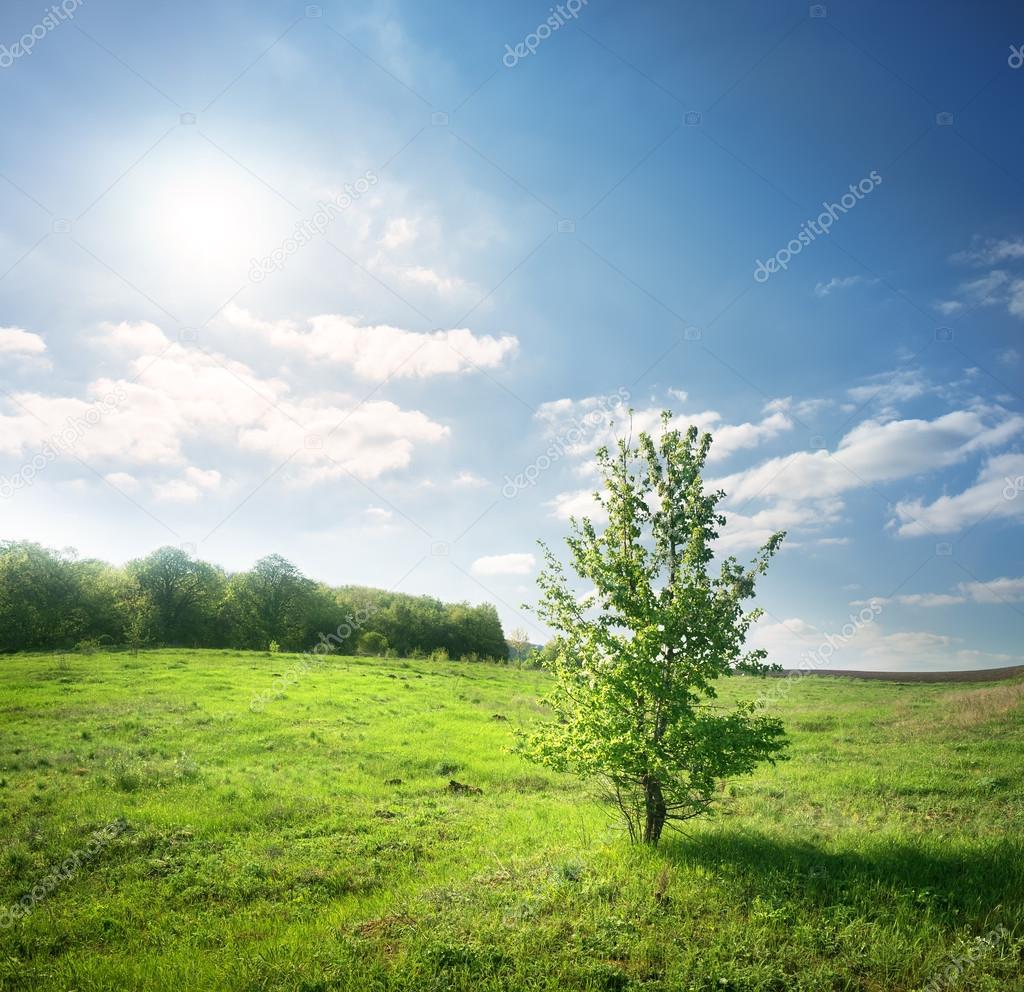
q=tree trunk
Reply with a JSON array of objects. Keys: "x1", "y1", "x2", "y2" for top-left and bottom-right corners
[{"x1": 643, "y1": 775, "x2": 666, "y2": 844}]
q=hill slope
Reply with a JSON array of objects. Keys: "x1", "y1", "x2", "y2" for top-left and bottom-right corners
[{"x1": 0, "y1": 650, "x2": 1021, "y2": 990}]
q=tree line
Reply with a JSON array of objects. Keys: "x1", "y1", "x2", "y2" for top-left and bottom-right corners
[{"x1": 0, "y1": 541, "x2": 509, "y2": 660}]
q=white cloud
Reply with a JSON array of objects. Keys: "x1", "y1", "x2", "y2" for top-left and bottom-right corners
[
  {"x1": 153, "y1": 467, "x2": 221, "y2": 503},
  {"x1": 854, "y1": 576, "x2": 1024, "y2": 608},
  {"x1": 471, "y1": 552, "x2": 536, "y2": 576},
  {"x1": 364, "y1": 506, "x2": 394, "y2": 523},
  {"x1": 0, "y1": 325, "x2": 450, "y2": 483},
  {"x1": 890, "y1": 452, "x2": 1024, "y2": 537},
  {"x1": 717, "y1": 409, "x2": 1024, "y2": 507},
  {"x1": 239, "y1": 397, "x2": 449, "y2": 482},
  {"x1": 185, "y1": 466, "x2": 221, "y2": 490},
  {"x1": 452, "y1": 470, "x2": 488, "y2": 489},
  {"x1": 958, "y1": 575, "x2": 1024, "y2": 603},
  {"x1": 846, "y1": 368, "x2": 927, "y2": 408},
  {"x1": 548, "y1": 487, "x2": 604, "y2": 522},
  {"x1": 155, "y1": 479, "x2": 203, "y2": 503},
  {"x1": 749, "y1": 613, "x2": 1021, "y2": 672},
  {"x1": 537, "y1": 393, "x2": 791, "y2": 466},
  {"x1": 960, "y1": 269, "x2": 1011, "y2": 306},
  {"x1": 814, "y1": 275, "x2": 876, "y2": 297},
  {"x1": 223, "y1": 305, "x2": 517, "y2": 379},
  {"x1": 399, "y1": 265, "x2": 466, "y2": 297},
  {"x1": 934, "y1": 300, "x2": 963, "y2": 315},
  {"x1": 378, "y1": 216, "x2": 418, "y2": 250},
  {"x1": 942, "y1": 269, "x2": 1024, "y2": 320},
  {"x1": 998, "y1": 348, "x2": 1020, "y2": 368},
  {"x1": 764, "y1": 396, "x2": 833, "y2": 421},
  {"x1": 952, "y1": 236, "x2": 1024, "y2": 266},
  {"x1": 852, "y1": 592, "x2": 964, "y2": 608},
  {"x1": 103, "y1": 471, "x2": 139, "y2": 491},
  {"x1": 940, "y1": 237, "x2": 1024, "y2": 317},
  {"x1": 717, "y1": 498, "x2": 843, "y2": 553},
  {"x1": 0, "y1": 326, "x2": 46, "y2": 355},
  {"x1": 96, "y1": 320, "x2": 170, "y2": 353},
  {"x1": 1010, "y1": 280, "x2": 1024, "y2": 318}
]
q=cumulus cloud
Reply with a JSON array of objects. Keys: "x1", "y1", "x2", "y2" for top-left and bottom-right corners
[
  {"x1": 717, "y1": 497, "x2": 843, "y2": 553},
  {"x1": 95, "y1": 320, "x2": 170, "y2": 353},
  {"x1": 537, "y1": 392, "x2": 791, "y2": 468},
  {"x1": 717, "y1": 409, "x2": 1024, "y2": 506},
  {"x1": 222, "y1": 305, "x2": 517, "y2": 379},
  {"x1": 0, "y1": 326, "x2": 47, "y2": 355},
  {"x1": 0, "y1": 323, "x2": 450, "y2": 484},
  {"x1": 104, "y1": 471, "x2": 140, "y2": 491},
  {"x1": 890, "y1": 452, "x2": 1024, "y2": 537},
  {"x1": 399, "y1": 265, "x2": 466, "y2": 296},
  {"x1": 452, "y1": 470, "x2": 488, "y2": 488},
  {"x1": 548, "y1": 487, "x2": 604, "y2": 522},
  {"x1": 153, "y1": 465, "x2": 222, "y2": 503},
  {"x1": 378, "y1": 216, "x2": 418, "y2": 250},
  {"x1": 544, "y1": 386, "x2": 1023, "y2": 556},
  {"x1": 471, "y1": 552, "x2": 536, "y2": 576},
  {"x1": 185, "y1": 466, "x2": 221, "y2": 490}
]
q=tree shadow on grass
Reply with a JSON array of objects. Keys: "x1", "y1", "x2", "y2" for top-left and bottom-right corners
[{"x1": 661, "y1": 828, "x2": 1024, "y2": 929}]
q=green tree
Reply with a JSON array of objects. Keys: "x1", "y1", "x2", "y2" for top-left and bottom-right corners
[
  {"x1": 127, "y1": 547, "x2": 224, "y2": 645},
  {"x1": 518, "y1": 416, "x2": 788, "y2": 845},
  {"x1": 0, "y1": 542, "x2": 82, "y2": 650},
  {"x1": 223, "y1": 554, "x2": 314, "y2": 651}
]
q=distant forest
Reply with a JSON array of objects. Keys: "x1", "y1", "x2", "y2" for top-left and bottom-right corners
[{"x1": 0, "y1": 541, "x2": 509, "y2": 660}]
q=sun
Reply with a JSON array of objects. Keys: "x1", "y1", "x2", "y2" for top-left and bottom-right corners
[
  {"x1": 148, "y1": 162, "x2": 288, "y2": 285},
  {"x1": 152, "y1": 175, "x2": 253, "y2": 267}
]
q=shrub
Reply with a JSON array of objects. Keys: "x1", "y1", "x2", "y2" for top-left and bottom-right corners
[{"x1": 356, "y1": 631, "x2": 389, "y2": 657}]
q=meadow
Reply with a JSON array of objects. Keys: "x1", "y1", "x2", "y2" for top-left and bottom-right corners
[{"x1": 0, "y1": 648, "x2": 1021, "y2": 991}]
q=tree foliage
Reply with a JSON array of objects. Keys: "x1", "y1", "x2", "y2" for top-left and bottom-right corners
[
  {"x1": 0, "y1": 542, "x2": 508, "y2": 661},
  {"x1": 518, "y1": 415, "x2": 788, "y2": 844},
  {"x1": 126, "y1": 547, "x2": 225, "y2": 645}
]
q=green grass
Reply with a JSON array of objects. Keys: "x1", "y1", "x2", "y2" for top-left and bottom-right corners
[{"x1": 0, "y1": 649, "x2": 1021, "y2": 991}]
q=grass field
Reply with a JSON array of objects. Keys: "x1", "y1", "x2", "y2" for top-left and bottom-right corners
[{"x1": 0, "y1": 648, "x2": 1021, "y2": 991}]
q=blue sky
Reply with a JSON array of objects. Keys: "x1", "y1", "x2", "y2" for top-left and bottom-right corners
[{"x1": 1, "y1": 0, "x2": 1022, "y2": 669}]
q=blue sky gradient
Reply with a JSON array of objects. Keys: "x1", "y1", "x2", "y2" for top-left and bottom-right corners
[{"x1": 1, "y1": 0, "x2": 1022, "y2": 669}]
